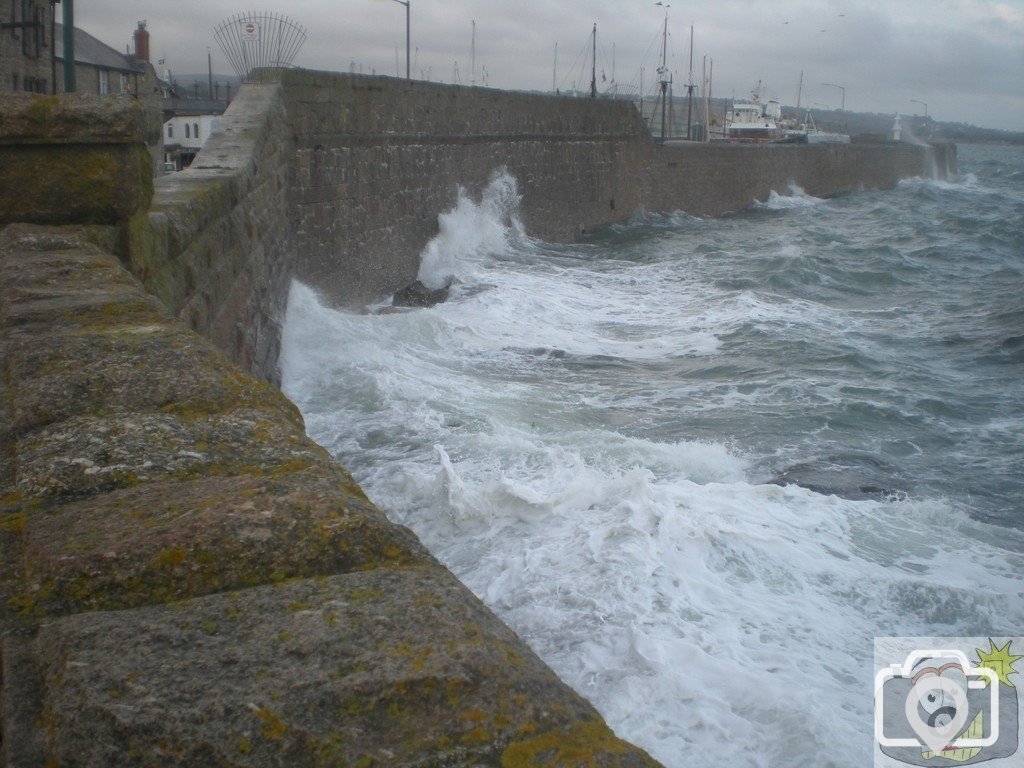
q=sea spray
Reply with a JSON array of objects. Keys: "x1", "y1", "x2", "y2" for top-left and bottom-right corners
[
  {"x1": 416, "y1": 169, "x2": 522, "y2": 290},
  {"x1": 899, "y1": 122, "x2": 940, "y2": 179},
  {"x1": 282, "y1": 146, "x2": 1024, "y2": 767}
]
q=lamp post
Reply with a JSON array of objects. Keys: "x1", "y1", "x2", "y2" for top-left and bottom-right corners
[
  {"x1": 392, "y1": 0, "x2": 410, "y2": 80},
  {"x1": 821, "y1": 82, "x2": 845, "y2": 112},
  {"x1": 910, "y1": 99, "x2": 928, "y2": 117},
  {"x1": 62, "y1": 0, "x2": 75, "y2": 91}
]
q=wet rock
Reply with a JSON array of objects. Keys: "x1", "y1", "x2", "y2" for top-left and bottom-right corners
[{"x1": 392, "y1": 279, "x2": 451, "y2": 308}]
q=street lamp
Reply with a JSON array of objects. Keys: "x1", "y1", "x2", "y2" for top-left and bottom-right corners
[
  {"x1": 392, "y1": 0, "x2": 410, "y2": 80},
  {"x1": 910, "y1": 99, "x2": 928, "y2": 117},
  {"x1": 821, "y1": 82, "x2": 845, "y2": 112}
]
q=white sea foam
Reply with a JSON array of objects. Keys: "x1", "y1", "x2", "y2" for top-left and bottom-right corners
[
  {"x1": 754, "y1": 183, "x2": 825, "y2": 210},
  {"x1": 282, "y1": 280, "x2": 1023, "y2": 767},
  {"x1": 281, "y1": 164, "x2": 1024, "y2": 767}
]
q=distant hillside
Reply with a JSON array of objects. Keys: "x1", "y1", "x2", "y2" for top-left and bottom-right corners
[
  {"x1": 781, "y1": 107, "x2": 1024, "y2": 145},
  {"x1": 167, "y1": 73, "x2": 243, "y2": 101}
]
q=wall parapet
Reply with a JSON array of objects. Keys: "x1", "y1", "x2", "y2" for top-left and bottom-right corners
[
  {"x1": 127, "y1": 83, "x2": 293, "y2": 384},
  {"x1": 0, "y1": 94, "x2": 158, "y2": 227}
]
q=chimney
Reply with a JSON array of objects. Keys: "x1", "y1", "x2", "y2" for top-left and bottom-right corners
[{"x1": 133, "y1": 20, "x2": 150, "y2": 62}]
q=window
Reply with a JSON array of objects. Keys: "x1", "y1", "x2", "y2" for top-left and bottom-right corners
[
  {"x1": 10, "y1": 0, "x2": 18, "y2": 39},
  {"x1": 20, "y1": 0, "x2": 30, "y2": 55},
  {"x1": 167, "y1": 124, "x2": 173, "y2": 139},
  {"x1": 11, "y1": 74, "x2": 18, "y2": 91},
  {"x1": 193, "y1": 123, "x2": 200, "y2": 140},
  {"x1": 98, "y1": 69, "x2": 110, "y2": 95},
  {"x1": 185, "y1": 123, "x2": 190, "y2": 139},
  {"x1": 16, "y1": 0, "x2": 41, "y2": 57},
  {"x1": 33, "y1": 4, "x2": 42, "y2": 56}
]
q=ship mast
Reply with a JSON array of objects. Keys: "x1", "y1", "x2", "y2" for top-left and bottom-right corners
[
  {"x1": 589, "y1": 23, "x2": 597, "y2": 98},
  {"x1": 795, "y1": 70, "x2": 803, "y2": 118}
]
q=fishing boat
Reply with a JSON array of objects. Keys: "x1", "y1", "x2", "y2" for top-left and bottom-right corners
[
  {"x1": 723, "y1": 84, "x2": 782, "y2": 142},
  {"x1": 782, "y1": 111, "x2": 850, "y2": 144}
]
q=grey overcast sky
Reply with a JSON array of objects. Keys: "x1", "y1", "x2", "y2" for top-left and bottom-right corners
[{"x1": 75, "y1": 1, "x2": 1023, "y2": 130}]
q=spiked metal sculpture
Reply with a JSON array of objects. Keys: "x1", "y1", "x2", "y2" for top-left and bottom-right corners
[{"x1": 214, "y1": 12, "x2": 307, "y2": 83}]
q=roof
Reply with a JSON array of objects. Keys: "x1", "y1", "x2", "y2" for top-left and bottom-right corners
[
  {"x1": 163, "y1": 98, "x2": 229, "y2": 117},
  {"x1": 54, "y1": 24, "x2": 145, "y2": 74}
]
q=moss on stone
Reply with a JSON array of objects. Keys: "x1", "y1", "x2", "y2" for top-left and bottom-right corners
[
  {"x1": 0, "y1": 511, "x2": 26, "y2": 533},
  {"x1": 252, "y1": 706, "x2": 288, "y2": 740},
  {"x1": 500, "y1": 721, "x2": 659, "y2": 767},
  {"x1": 0, "y1": 145, "x2": 151, "y2": 227}
]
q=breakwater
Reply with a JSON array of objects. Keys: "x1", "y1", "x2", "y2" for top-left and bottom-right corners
[{"x1": 0, "y1": 74, "x2": 952, "y2": 766}]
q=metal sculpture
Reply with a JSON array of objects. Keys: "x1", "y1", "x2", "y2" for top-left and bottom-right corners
[{"x1": 213, "y1": 12, "x2": 307, "y2": 83}]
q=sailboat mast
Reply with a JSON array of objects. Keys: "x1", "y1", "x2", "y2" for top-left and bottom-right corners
[
  {"x1": 659, "y1": 14, "x2": 668, "y2": 139},
  {"x1": 702, "y1": 55, "x2": 708, "y2": 142},
  {"x1": 590, "y1": 23, "x2": 597, "y2": 98},
  {"x1": 708, "y1": 58, "x2": 714, "y2": 140},
  {"x1": 685, "y1": 24, "x2": 694, "y2": 140},
  {"x1": 640, "y1": 67, "x2": 644, "y2": 120},
  {"x1": 553, "y1": 42, "x2": 557, "y2": 92},
  {"x1": 796, "y1": 70, "x2": 803, "y2": 114}
]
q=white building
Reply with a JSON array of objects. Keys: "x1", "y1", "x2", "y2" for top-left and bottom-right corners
[{"x1": 163, "y1": 113, "x2": 223, "y2": 171}]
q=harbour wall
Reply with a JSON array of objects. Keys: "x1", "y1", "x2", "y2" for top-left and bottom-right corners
[
  {"x1": 0, "y1": 76, "x2": 953, "y2": 766},
  {"x1": 284, "y1": 71, "x2": 949, "y2": 311}
]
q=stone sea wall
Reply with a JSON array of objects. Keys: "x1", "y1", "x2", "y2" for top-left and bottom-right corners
[
  {"x1": 284, "y1": 71, "x2": 652, "y2": 302},
  {"x1": 0, "y1": 78, "x2": 953, "y2": 766},
  {"x1": 646, "y1": 140, "x2": 936, "y2": 216},
  {"x1": 282, "y1": 71, "x2": 953, "y2": 305},
  {"x1": 126, "y1": 84, "x2": 295, "y2": 386}
]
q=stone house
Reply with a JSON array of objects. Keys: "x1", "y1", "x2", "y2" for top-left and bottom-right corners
[
  {"x1": 54, "y1": 20, "x2": 161, "y2": 103},
  {"x1": 1, "y1": 0, "x2": 57, "y2": 94}
]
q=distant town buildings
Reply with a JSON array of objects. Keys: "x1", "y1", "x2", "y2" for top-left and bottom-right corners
[
  {"x1": 53, "y1": 21, "x2": 161, "y2": 100},
  {"x1": 3, "y1": 7, "x2": 232, "y2": 174},
  {"x1": 3, "y1": 3, "x2": 161, "y2": 101}
]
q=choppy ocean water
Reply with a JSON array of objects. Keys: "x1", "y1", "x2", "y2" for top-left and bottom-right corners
[{"x1": 281, "y1": 144, "x2": 1024, "y2": 767}]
